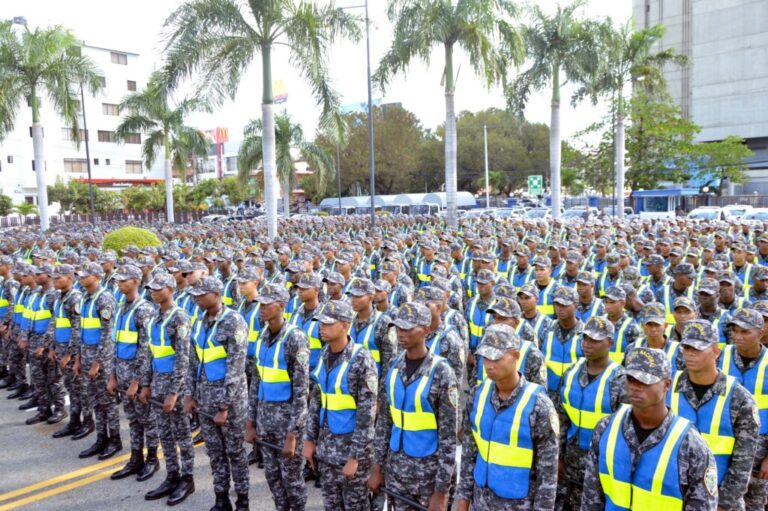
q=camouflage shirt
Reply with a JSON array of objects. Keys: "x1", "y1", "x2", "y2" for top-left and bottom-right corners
[
  {"x1": 1, "y1": 276, "x2": 19, "y2": 325},
  {"x1": 112, "y1": 297, "x2": 156, "y2": 383},
  {"x1": 141, "y1": 305, "x2": 191, "y2": 396},
  {"x1": 79, "y1": 287, "x2": 117, "y2": 368},
  {"x1": 46, "y1": 287, "x2": 82, "y2": 357}
]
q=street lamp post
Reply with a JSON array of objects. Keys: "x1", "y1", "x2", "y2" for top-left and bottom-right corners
[
  {"x1": 336, "y1": 141, "x2": 342, "y2": 214},
  {"x1": 80, "y1": 83, "x2": 96, "y2": 224},
  {"x1": 483, "y1": 124, "x2": 489, "y2": 208}
]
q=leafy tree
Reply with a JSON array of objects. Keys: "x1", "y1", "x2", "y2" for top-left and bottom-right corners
[
  {"x1": 221, "y1": 177, "x2": 247, "y2": 207},
  {"x1": 0, "y1": 22, "x2": 102, "y2": 230},
  {"x1": 0, "y1": 190, "x2": 12, "y2": 216},
  {"x1": 122, "y1": 186, "x2": 152, "y2": 212},
  {"x1": 375, "y1": 0, "x2": 521, "y2": 227},
  {"x1": 162, "y1": 0, "x2": 361, "y2": 238},
  {"x1": 504, "y1": 0, "x2": 598, "y2": 219},
  {"x1": 692, "y1": 136, "x2": 753, "y2": 192},
  {"x1": 116, "y1": 71, "x2": 209, "y2": 222},
  {"x1": 94, "y1": 191, "x2": 122, "y2": 214},
  {"x1": 14, "y1": 202, "x2": 39, "y2": 216}
]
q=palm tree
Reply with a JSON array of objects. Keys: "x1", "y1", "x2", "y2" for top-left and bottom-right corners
[
  {"x1": 172, "y1": 126, "x2": 210, "y2": 185},
  {"x1": 0, "y1": 22, "x2": 102, "y2": 230},
  {"x1": 576, "y1": 20, "x2": 685, "y2": 218},
  {"x1": 505, "y1": 1, "x2": 599, "y2": 220},
  {"x1": 162, "y1": 0, "x2": 360, "y2": 238},
  {"x1": 237, "y1": 112, "x2": 334, "y2": 216},
  {"x1": 376, "y1": 0, "x2": 521, "y2": 228},
  {"x1": 115, "y1": 72, "x2": 209, "y2": 223}
]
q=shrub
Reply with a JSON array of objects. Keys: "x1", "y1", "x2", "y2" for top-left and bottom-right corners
[{"x1": 102, "y1": 227, "x2": 162, "y2": 256}]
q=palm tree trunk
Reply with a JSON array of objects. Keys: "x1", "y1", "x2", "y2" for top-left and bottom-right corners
[
  {"x1": 615, "y1": 96, "x2": 626, "y2": 220},
  {"x1": 283, "y1": 173, "x2": 290, "y2": 217},
  {"x1": 550, "y1": 63, "x2": 562, "y2": 221},
  {"x1": 30, "y1": 90, "x2": 49, "y2": 231},
  {"x1": 164, "y1": 134, "x2": 175, "y2": 223},
  {"x1": 444, "y1": 44, "x2": 458, "y2": 228},
  {"x1": 261, "y1": 45, "x2": 278, "y2": 239}
]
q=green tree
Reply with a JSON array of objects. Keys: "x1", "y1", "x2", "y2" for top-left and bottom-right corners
[
  {"x1": 504, "y1": 0, "x2": 598, "y2": 219},
  {"x1": 221, "y1": 176, "x2": 247, "y2": 207},
  {"x1": 122, "y1": 186, "x2": 152, "y2": 212},
  {"x1": 0, "y1": 190, "x2": 12, "y2": 216},
  {"x1": 0, "y1": 22, "x2": 103, "y2": 230},
  {"x1": 115, "y1": 71, "x2": 208, "y2": 223},
  {"x1": 14, "y1": 202, "x2": 39, "y2": 216},
  {"x1": 94, "y1": 191, "x2": 122, "y2": 214},
  {"x1": 238, "y1": 113, "x2": 334, "y2": 215},
  {"x1": 375, "y1": 0, "x2": 521, "y2": 227},
  {"x1": 162, "y1": 0, "x2": 360, "y2": 238},
  {"x1": 692, "y1": 136, "x2": 753, "y2": 192}
]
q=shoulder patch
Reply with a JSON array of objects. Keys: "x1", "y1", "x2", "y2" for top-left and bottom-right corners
[
  {"x1": 549, "y1": 407, "x2": 559, "y2": 433},
  {"x1": 296, "y1": 349, "x2": 309, "y2": 367},
  {"x1": 366, "y1": 374, "x2": 377, "y2": 393},
  {"x1": 704, "y1": 463, "x2": 718, "y2": 497},
  {"x1": 448, "y1": 387, "x2": 459, "y2": 409},
  {"x1": 752, "y1": 405, "x2": 760, "y2": 428}
]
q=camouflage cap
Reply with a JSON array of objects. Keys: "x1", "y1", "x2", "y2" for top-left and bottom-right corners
[
  {"x1": 515, "y1": 246, "x2": 531, "y2": 257},
  {"x1": 606, "y1": 253, "x2": 621, "y2": 268},
  {"x1": 475, "y1": 269, "x2": 496, "y2": 285},
  {"x1": 35, "y1": 263, "x2": 55, "y2": 275},
  {"x1": 77, "y1": 261, "x2": 104, "y2": 278},
  {"x1": 604, "y1": 286, "x2": 626, "y2": 301},
  {"x1": 474, "y1": 251, "x2": 496, "y2": 263},
  {"x1": 237, "y1": 266, "x2": 261, "y2": 283},
  {"x1": 576, "y1": 271, "x2": 595, "y2": 284},
  {"x1": 137, "y1": 256, "x2": 155, "y2": 267},
  {"x1": 323, "y1": 272, "x2": 345, "y2": 286},
  {"x1": 673, "y1": 296, "x2": 697, "y2": 312},
  {"x1": 334, "y1": 252, "x2": 353, "y2": 265},
  {"x1": 518, "y1": 282, "x2": 538, "y2": 298},
  {"x1": 147, "y1": 272, "x2": 177, "y2": 291},
  {"x1": 621, "y1": 266, "x2": 641, "y2": 281},
  {"x1": 728, "y1": 308, "x2": 765, "y2": 331},
  {"x1": 317, "y1": 300, "x2": 356, "y2": 324},
  {"x1": 114, "y1": 264, "x2": 143, "y2": 282},
  {"x1": 641, "y1": 302, "x2": 666, "y2": 325},
  {"x1": 256, "y1": 282, "x2": 290, "y2": 304},
  {"x1": 0, "y1": 255, "x2": 12, "y2": 266},
  {"x1": 296, "y1": 272, "x2": 322, "y2": 289},
  {"x1": 697, "y1": 278, "x2": 719, "y2": 296},
  {"x1": 669, "y1": 246, "x2": 684, "y2": 257},
  {"x1": 277, "y1": 246, "x2": 292, "y2": 256},
  {"x1": 285, "y1": 260, "x2": 304, "y2": 273},
  {"x1": 625, "y1": 347, "x2": 672, "y2": 385},
  {"x1": 718, "y1": 271, "x2": 739, "y2": 285},
  {"x1": 487, "y1": 296, "x2": 522, "y2": 318},
  {"x1": 99, "y1": 252, "x2": 117, "y2": 263},
  {"x1": 565, "y1": 250, "x2": 582, "y2": 263},
  {"x1": 644, "y1": 254, "x2": 665, "y2": 266},
  {"x1": 379, "y1": 260, "x2": 399, "y2": 274},
  {"x1": 176, "y1": 260, "x2": 194, "y2": 273},
  {"x1": 532, "y1": 256, "x2": 552, "y2": 268},
  {"x1": 751, "y1": 300, "x2": 768, "y2": 318},
  {"x1": 374, "y1": 279, "x2": 392, "y2": 293},
  {"x1": 123, "y1": 245, "x2": 140, "y2": 254},
  {"x1": 392, "y1": 302, "x2": 432, "y2": 330},
  {"x1": 52, "y1": 264, "x2": 76, "y2": 278},
  {"x1": 419, "y1": 237, "x2": 438, "y2": 251},
  {"x1": 346, "y1": 278, "x2": 374, "y2": 297},
  {"x1": 187, "y1": 276, "x2": 224, "y2": 296},
  {"x1": 673, "y1": 263, "x2": 695, "y2": 277},
  {"x1": 553, "y1": 286, "x2": 577, "y2": 306},
  {"x1": 755, "y1": 266, "x2": 768, "y2": 281},
  {"x1": 476, "y1": 324, "x2": 521, "y2": 361},
  {"x1": 583, "y1": 316, "x2": 616, "y2": 341},
  {"x1": 686, "y1": 247, "x2": 701, "y2": 258},
  {"x1": 681, "y1": 320, "x2": 717, "y2": 350}
]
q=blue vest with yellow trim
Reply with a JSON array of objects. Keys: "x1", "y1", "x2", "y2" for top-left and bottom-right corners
[
  {"x1": 310, "y1": 343, "x2": 362, "y2": 435},
  {"x1": 561, "y1": 359, "x2": 620, "y2": 450}
]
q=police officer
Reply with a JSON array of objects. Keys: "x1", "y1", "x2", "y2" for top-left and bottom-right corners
[
  {"x1": 580, "y1": 347, "x2": 718, "y2": 510},
  {"x1": 466, "y1": 268, "x2": 497, "y2": 375},
  {"x1": 348, "y1": 278, "x2": 395, "y2": 381},
  {"x1": 456, "y1": 323, "x2": 559, "y2": 511},
  {"x1": 141, "y1": 273, "x2": 195, "y2": 505},
  {"x1": 0, "y1": 256, "x2": 19, "y2": 390},
  {"x1": 245, "y1": 282, "x2": 310, "y2": 511},
  {"x1": 575, "y1": 271, "x2": 604, "y2": 323},
  {"x1": 558, "y1": 316, "x2": 627, "y2": 510},
  {"x1": 303, "y1": 300, "x2": 378, "y2": 511},
  {"x1": 416, "y1": 286, "x2": 466, "y2": 387},
  {"x1": 369, "y1": 302, "x2": 459, "y2": 511},
  {"x1": 541, "y1": 286, "x2": 583, "y2": 401},
  {"x1": 288, "y1": 271, "x2": 324, "y2": 373},
  {"x1": 603, "y1": 286, "x2": 641, "y2": 364},
  {"x1": 669, "y1": 319, "x2": 759, "y2": 511},
  {"x1": 108, "y1": 264, "x2": 159, "y2": 481},
  {"x1": 517, "y1": 282, "x2": 553, "y2": 347},
  {"x1": 186, "y1": 276, "x2": 250, "y2": 511}
]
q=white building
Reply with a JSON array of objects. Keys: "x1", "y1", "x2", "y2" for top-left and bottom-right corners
[
  {"x1": 0, "y1": 44, "x2": 164, "y2": 206},
  {"x1": 633, "y1": 0, "x2": 768, "y2": 193}
]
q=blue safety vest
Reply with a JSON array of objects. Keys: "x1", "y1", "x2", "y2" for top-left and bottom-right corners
[
  {"x1": 561, "y1": 359, "x2": 620, "y2": 450},
  {"x1": 310, "y1": 344, "x2": 362, "y2": 435},
  {"x1": 467, "y1": 297, "x2": 494, "y2": 350},
  {"x1": 148, "y1": 307, "x2": 181, "y2": 374},
  {"x1": 29, "y1": 291, "x2": 53, "y2": 335},
  {"x1": 289, "y1": 305, "x2": 321, "y2": 371},
  {"x1": 53, "y1": 296, "x2": 72, "y2": 344},
  {"x1": 80, "y1": 288, "x2": 107, "y2": 346},
  {"x1": 719, "y1": 346, "x2": 768, "y2": 435},
  {"x1": 255, "y1": 324, "x2": 298, "y2": 402},
  {"x1": 192, "y1": 309, "x2": 233, "y2": 382},
  {"x1": 238, "y1": 300, "x2": 262, "y2": 358},
  {"x1": 350, "y1": 311, "x2": 384, "y2": 376},
  {"x1": 113, "y1": 299, "x2": 146, "y2": 360},
  {"x1": 543, "y1": 328, "x2": 583, "y2": 393}
]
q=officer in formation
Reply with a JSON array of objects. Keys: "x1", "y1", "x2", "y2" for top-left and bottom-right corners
[{"x1": 6, "y1": 214, "x2": 768, "y2": 510}]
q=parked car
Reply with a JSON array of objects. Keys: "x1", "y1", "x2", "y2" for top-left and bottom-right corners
[
  {"x1": 743, "y1": 208, "x2": 768, "y2": 222},
  {"x1": 601, "y1": 206, "x2": 635, "y2": 217},
  {"x1": 525, "y1": 207, "x2": 551, "y2": 220},
  {"x1": 201, "y1": 214, "x2": 227, "y2": 223},
  {"x1": 722, "y1": 204, "x2": 753, "y2": 219},
  {"x1": 687, "y1": 207, "x2": 725, "y2": 221}
]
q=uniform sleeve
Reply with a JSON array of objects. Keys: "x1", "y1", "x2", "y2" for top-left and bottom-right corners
[
  {"x1": 524, "y1": 348, "x2": 548, "y2": 387},
  {"x1": 185, "y1": 320, "x2": 200, "y2": 398},
  {"x1": 443, "y1": 330, "x2": 466, "y2": 392},
  {"x1": 4, "y1": 281, "x2": 18, "y2": 325},
  {"x1": 579, "y1": 417, "x2": 611, "y2": 511},
  {"x1": 284, "y1": 330, "x2": 309, "y2": 435},
  {"x1": 222, "y1": 315, "x2": 248, "y2": 410},
  {"x1": 97, "y1": 293, "x2": 117, "y2": 364},
  {"x1": 431, "y1": 362, "x2": 459, "y2": 493},
  {"x1": 43, "y1": 292, "x2": 57, "y2": 349},
  {"x1": 169, "y1": 312, "x2": 191, "y2": 395},
  {"x1": 456, "y1": 386, "x2": 479, "y2": 502},
  {"x1": 304, "y1": 373, "x2": 321, "y2": 443},
  {"x1": 718, "y1": 387, "x2": 759, "y2": 510},
  {"x1": 349, "y1": 350, "x2": 378, "y2": 462},
  {"x1": 67, "y1": 292, "x2": 82, "y2": 357},
  {"x1": 680, "y1": 430, "x2": 719, "y2": 511},
  {"x1": 374, "y1": 365, "x2": 394, "y2": 466},
  {"x1": 532, "y1": 393, "x2": 560, "y2": 511},
  {"x1": 609, "y1": 370, "x2": 629, "y2": 410},
  {"x1": 133, "y1": 303, "x2": 155, "y2": 384},
  {"x1": 375, "y1": 321, "x2": 397, "y2": 386}
]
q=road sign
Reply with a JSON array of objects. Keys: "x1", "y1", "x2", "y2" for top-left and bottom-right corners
[{"x1": 528, "y1": 175, "x2": 543, "y2": 196}]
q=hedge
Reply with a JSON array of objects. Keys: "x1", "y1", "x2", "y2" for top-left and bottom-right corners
[{"x1": 102, "y1": 226, "x2": 162, "y2": 256}]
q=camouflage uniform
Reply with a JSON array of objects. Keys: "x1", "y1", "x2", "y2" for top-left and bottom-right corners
[
  {"x1": 456, "y1": 324, "x2": 559, "y2": 510},
  {"x1": 7, "y1": 280, "x2": 29, "y2": 387},
  {"x1": 27, "y1": 280, "x2": 65, "y2": 415},
  {"x1": 0, "y1": 267, "x2": 19, "y2": 379},
  {"x1": 305, "y1": 301, "x2": 379, "y2": 511},
  {"x1": 50, "y1": 282, "x2": 84, "y2": 420},
  {"x1": 185, "y1": 277, "x2": 250, "y2": 497},
  {"x1": 580, "y1": 346, "x2": 719, "y2": 511},
  {"x1": 374, "y1": 303, "x2": 459, "y2": 510},
  {"x1": 247, "y1": 282, "x2": 310, "y2": 510}
]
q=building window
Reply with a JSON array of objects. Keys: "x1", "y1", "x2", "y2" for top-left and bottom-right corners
[
  {"x1": 6, "y1": 156, "x2": 12, "y2": 164},
  {"x1": 25, "y1": 196, "x2": 34, "y2": 205},
  {"x1": 110, "y1": 52, "x2": 127, "y2": 65},
  {"x1": 125, "y1": 160, "x2": 143, "y2": 174},
  {"x1": 127, "y1": 80, "x2": 137, "y2": 91},
  {"x1": 102, "y1": 103, "x2": 119, "y2": 116},
  {"x1": 63, "y1": 158, "x2": 88, "y2": 173},
  {"x1": 123, "y1": 132, "x2": 141, "y2": 144},
  {"x1": 98, "y1": 130, "x2": 116, "y2": 143},
  {"x1": 62, "y1": 128, "x2": 87, "y2": 141},
  {"x1": 94, "y1": 158, "x2": 99, "y2": 165},
  {"x1": 96, "y1": 76, "x2": 106, "y2": 87},
  {"x1": 105, "y1": 159, "x2": 111, "y2": 166}
]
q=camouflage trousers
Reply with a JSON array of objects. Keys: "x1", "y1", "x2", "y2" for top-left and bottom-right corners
[
  {"x1": 151, "y1": 400, "x2": 194, "y2": 477},
  {"x1": 58, "y1": 354, "x2": 87, "y2": 417},
  {"x1": 0, "y1": 331, "x2": 9, "y2": 367},
  {"x1": 86, "y1": 371, "x2": 119, "y2": 436},
  {"x1": 7, "y1": 333, "x2": 26, "y2": 383},
  {"x1": 318, "y1": 460, "x2": 370, "y2": 511},
  {"x1": 261, "y1": 432, "x2": 307, "y2": 511},
  {"x1": 555, "y1": 444, "x2": 588, "y2": 511},
  {"x1": 116, "y1": 364, "x2": 158, "y2": 451},
  {"x1": 29, "y1": 353, "x2": 64, "y2": 412},
  {"x1": 200, "y1": 406, "x2": 249, "y2": 495},
  {"x1": 746, "y1": 474, "x2": 768, "y2": 510}
]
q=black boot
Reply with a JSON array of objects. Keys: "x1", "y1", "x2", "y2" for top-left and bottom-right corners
[
  {"x1": 46, "y1": 407, "x2": 67, "y2": 424},
  {"x1": 7, "y1": 380, "x2": 26, "y2": 394},
  {"x1": 136, "y1": 447, "x2": 159, "y2": 481},
  {"x1": 210, "y1": 491, "x2": 232, "y2": 511},
  {"x1": 110, "y1": 449, "x2": 144, "y2": 480},
  {"x1": 247, "y1": 447, "x2": 261, "y2": 466},
  {"x1": 0, "y1": 373, "x2": 13, "y2": 389},
  {"x1": 167, "y1": 475, "x2": 195, "y2": 506},
  {"x1": 25, "y1": 408, "x2": 52, "y2": 425},
  {"x1": 192, "y1": 430, "x2": 204, "y2": 445},
  {"x1": 79, "y1": 433, "x2": 107, "y2": 458},
  {"x1": 53, "y1": 414, "x2": 80, "y2": 438},
  {"x1": 144, "y1": 472, "x2": 180, "y2": 501},
  {"x1": 98, "y1": 432, "x2": 123, "y2": 460},
  {"x1": 18, "y1": 387, "x2": 35, "y2": 401},
  {"x1": 234, "y1": 493, "x2": 249, "y2": 511},
  {"x1": 72, "y1": 415, "x2": 95, "y2": 440},
  {"x1": 19, "y1": 396, "x2": 39, "y2": 410}
]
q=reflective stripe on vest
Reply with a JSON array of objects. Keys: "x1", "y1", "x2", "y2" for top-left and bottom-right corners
[
  {"x1": 468, "y1": 297, "x2": 494, "y2": 350},
  {"x1": 80, "y1": 288, "x2": 106, "y2": 345},
  {"x1": 30, "y1": 291, "x2": 53, "y2": 334},
  {"x1": 662, "y1": 286, "x2": 694, "y2": 325},
  {"x1": 719, "y1": 345, "x2": 768, "y2": 435},
  {"x1": 310, "y1": 344, "x2": 362, "y2": 435},
  {"x1": 53, "y1": 297, "x2": 72, "y2": 344},
  {"x1": 148, "y1": 307, "x2": 181, "y2": 374},
  {"x1": 255, "y1": 324, "x2": 298, "y2": 402},
  {"x1": 350, "y1": 311, "x2": 383, "y2": 374},
  {"x1": 222, "y1": 276, "x2": 237, "y2": 307},
  {"x1": 610, "y1": 317, "x2": 635, "y2": 364},
  {"x1": 544, "y1": 329, "x2": 583, "y2": 393},
  {"x1": 598, "y1": 405, "x2": 687, "y2": 510},
  {"x1": 192, "y1": 309, "x2": 233, "y2": 382},
  {"x1": 290, "y1": 305, "x2": 322, "y2": 370},
  {"x1": 537, "y1": 281, "x2": 557, "y2": 317},
  {"x1": 561, "y1": 359, "x2": 620, "y2": 450},
  {"x1": 238, "y1": 300, "x2": 262, "y2": 358},
  {"x1": 113, "y1": 299, "x2": 145, "y2": 360}
]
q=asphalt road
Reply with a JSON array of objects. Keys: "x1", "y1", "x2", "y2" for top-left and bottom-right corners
[{"x1": 0, "y1": 390, "x2": 325, "y2": 511}]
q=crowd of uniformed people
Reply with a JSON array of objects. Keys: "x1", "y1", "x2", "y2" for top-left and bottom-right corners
[{"x1": 1, "y1": 212, "x2": 768, "y2": 511}]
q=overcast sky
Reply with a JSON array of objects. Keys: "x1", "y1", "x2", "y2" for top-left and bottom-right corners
[{"x1": 2, "y1": 0, "x2": 632, "y2": 146}]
